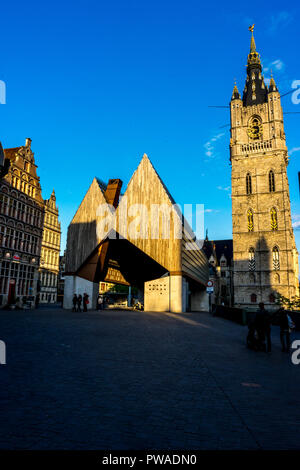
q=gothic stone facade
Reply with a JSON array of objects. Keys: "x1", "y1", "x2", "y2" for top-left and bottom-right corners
[
  {"x1": 203, "y1": 238, "x2": 234, "y2": 307},
  {"x1": 230, "y1": 31, "x2": 299, "y2": 309}
]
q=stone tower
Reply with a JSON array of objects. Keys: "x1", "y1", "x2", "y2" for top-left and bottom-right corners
[{"x1": 230, "y1": 27, "x2": 299, "y2": 308}]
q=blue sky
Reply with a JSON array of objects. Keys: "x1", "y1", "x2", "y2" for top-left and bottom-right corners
[{"x1": 1, "y1": 1, "x2": 300, "y2": 252}]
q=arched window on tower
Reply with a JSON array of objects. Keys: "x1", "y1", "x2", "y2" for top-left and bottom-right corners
[
  {"x1": 270, "y1": 207, "x2": 278, "y2": 231},
  {"x1": 248, "y1": 247, "x2": 255, "y2": 271},
  {"x1": 246, "y1": 173, "x2": 252, "y2": 195},
  {"x1": 272, "y1": 246, "x2": 280, "y2": 270},
  {"x1": 269, "y1": 170, "x2": 275, "y2": 192},
  {"x1": 251, "y1": 293, "x2": 257, "y2": 303},
  {"x1": 247, "y1": 209, "x2": 254, "y2": 232}
]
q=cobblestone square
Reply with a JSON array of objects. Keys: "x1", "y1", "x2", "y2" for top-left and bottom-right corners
[{"x1": 0, "y1": 306, "x2": 300, "y2": 450}]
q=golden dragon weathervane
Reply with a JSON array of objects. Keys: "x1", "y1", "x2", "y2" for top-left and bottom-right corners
[{"x1": 249, "y1": 24, "x2": 255, "y2": 33}]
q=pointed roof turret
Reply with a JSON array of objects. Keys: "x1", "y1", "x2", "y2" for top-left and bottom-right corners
[
  {"x1": 231, "y1": 80, "x2": 241, "y2": 100},
  {"x1": 242, "y1": 25, "x2": 268, "y2": 107},
  {"x1": 269, "y1": 70, "x2": 278, "y2": 92}
]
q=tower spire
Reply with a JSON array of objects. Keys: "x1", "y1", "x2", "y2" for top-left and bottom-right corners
[
  {"x1": 247, "y1": 24, "x2": 261, "y2": 67},
  {"x1": 242, "y1": 25, "x2": 267, "y2": 106},
  {"x1": 249, "y1": 24, "x2": 256, "y2": 53}
]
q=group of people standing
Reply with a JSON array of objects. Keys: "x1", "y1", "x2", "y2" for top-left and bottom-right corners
[
  {"x1": 72, "y1": 293, "x2": 90, "y2": 312},
  {"x1": 247, "y1": 302, "x2": 295, "y2": 353}
]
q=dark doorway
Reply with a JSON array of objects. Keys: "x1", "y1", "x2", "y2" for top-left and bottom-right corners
[{"x1": 8, "y1": 279, "x2": 16, "y2": 304}]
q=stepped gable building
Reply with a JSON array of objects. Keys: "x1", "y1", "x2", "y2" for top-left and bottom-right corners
[
  {"x1": 230, "y1": 27, "x2": 299, "y2": 308},
  {"x1": 0, "y1": 139, "x2": 44, "y2": 306},
  {"x1": 64, "y1": 154, "x2": 209, "y2": 312},
  {"x1": 39, "y1": 189, "x2": 61, "y2": 303}
]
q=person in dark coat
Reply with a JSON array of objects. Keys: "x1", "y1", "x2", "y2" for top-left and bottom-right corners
[
  {"x1": 83, "y1": 293, "x2": 89, "y2": 312},
  {"x1": 279, "y1": 309, "x2": 291, "y2": 352},
  {"x1": 72, "y1": 294, "x2": 78, "y2": 312},
  {"x1": 247, "y1": 310, "x2": 258, "y2": 350},
  {"x1": 77, "y1": 294, "x2": 82, "y2": 312},
  {"x1": 255, "y1": 302, "x2": 272, "y2": 352},
  {"x1": 273, "y1": 308, "x2": 292, "y2": 352}
]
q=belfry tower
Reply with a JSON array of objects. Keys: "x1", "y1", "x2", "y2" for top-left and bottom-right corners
[{"x1": 230, "y1": 26, "x2": 299, "y2": 308}]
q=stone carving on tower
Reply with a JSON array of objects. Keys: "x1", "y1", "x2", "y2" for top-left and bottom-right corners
[{"x1": 230, "y1": 26, "x2": 299, "y2": 308}]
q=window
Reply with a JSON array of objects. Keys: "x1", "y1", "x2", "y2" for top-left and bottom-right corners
[
  {"x1": 0, "y1": 261, "x2": 10, "y2": 294},
  {"x1": 270, "y1": 207, "x2": 278, "y2": 231},
  {"x1": 246, "y1": 173, "x2": 252, "y2": 195},
  {"x1": 273, "y1": 246, "x2": 280, "y2": 270},
  {"x1": 247, "y1": 209, "x2": 254, "y2": 232},
  {"x1": 249, "y1": 273, "x2": 255, "y2": 284},
  {"x1": 0, "y1": 195, "x2": 9, "y2": 215},
  {"x1": 0, "y1": 225, "x2": 5, "y2": 246},
  {"x1": 269, "y1": 170, "x2": 275, "y2": 192},
  {"x1": 251, "y1": 293, "x2": 257, "y2": 303},
  {"x1": 248, "y1": 247, "x2": 255, "y2": 271},
  {"x1": 269, "y1": 293, "x2": 275, "y2": 303}
]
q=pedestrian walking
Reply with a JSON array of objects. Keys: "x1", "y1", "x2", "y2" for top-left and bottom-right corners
[
  {"x1": 274, "y1": 308, "x2": 295, "y2": 352},
  {"x1": 72, "y1": 294, "x2": 78, "y2": 312},
  {"x1": 83, "y1": 293, "x2": 89, "y2": 312},
  {"x1": 254, "y1": 302, "x2": 272, "y2": 352},
  {"x1": 77, "y1": 294, "x2": 82, "y2": 312}
]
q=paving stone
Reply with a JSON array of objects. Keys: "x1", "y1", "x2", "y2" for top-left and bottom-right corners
[{"x1": 0, "y1": 306, "x2": 299, "y2": 449}]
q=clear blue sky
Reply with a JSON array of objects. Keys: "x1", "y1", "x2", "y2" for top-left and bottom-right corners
[{"x1": 1, "y1": 1, "x2": 300, "y2": 252}]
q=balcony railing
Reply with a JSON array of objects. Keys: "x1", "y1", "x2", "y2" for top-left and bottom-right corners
[{"x1": 241, "y1": 140, "x2": 272, "y2": 154}]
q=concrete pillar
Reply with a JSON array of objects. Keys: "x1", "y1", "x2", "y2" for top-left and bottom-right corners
[
  {"x1": 144, "y1": 277, "x2": 169, "y2": 312},
  {"x1": 64, "y1": 275, "x2": 99, "y2": 310},
  {"x1": 63, "y1": 275, "x2": 76, "y2": 309},
  {"x1": 169, "y1": 275, "x2": 186, "y2": 313},
  {"x1": 127, "y1": 286, "x2": 132, "y2": 307}
]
